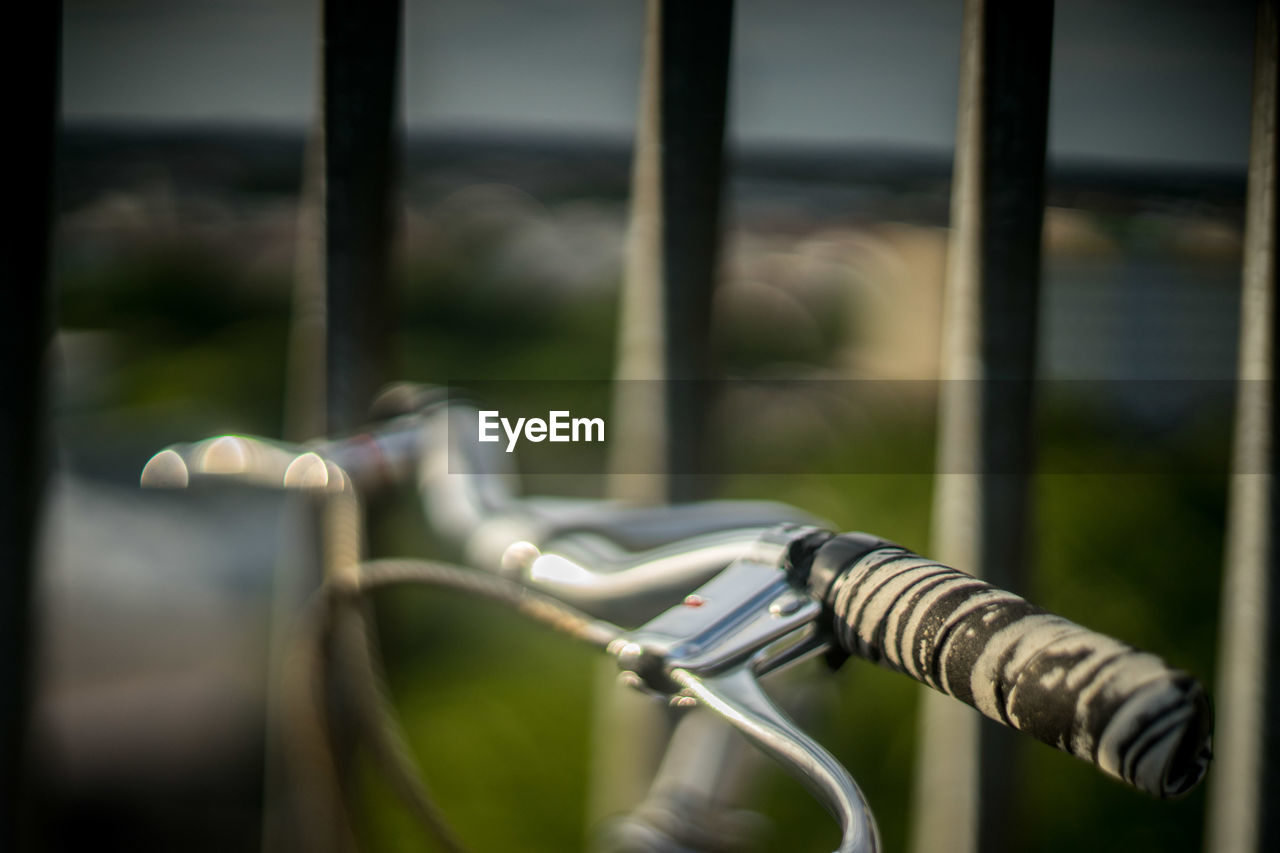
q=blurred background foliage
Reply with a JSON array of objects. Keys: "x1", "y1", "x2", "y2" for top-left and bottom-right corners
[{"x1": 46, "y1": 126, "x2": 1234, "y2": 853}]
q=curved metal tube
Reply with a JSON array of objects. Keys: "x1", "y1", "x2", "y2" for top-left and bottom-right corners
[{"x1": 668, "y1": 667, "x2": 879, "y2": 853}]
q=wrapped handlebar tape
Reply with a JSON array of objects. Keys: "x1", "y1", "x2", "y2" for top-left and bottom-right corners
[{"x1": 801, "y1": 534, "x2": 1213, "y2": 798}]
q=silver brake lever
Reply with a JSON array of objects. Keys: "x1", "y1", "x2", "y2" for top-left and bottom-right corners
[
  {"x1": 669, "y1": 668, "x2": 877, "y2": 853},
  {"x1": 606, "y1": 528, "x2": 880, "y2": 853}
]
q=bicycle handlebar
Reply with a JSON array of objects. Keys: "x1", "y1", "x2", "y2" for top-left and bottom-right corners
[
  {"x1": 796, "y1": 532, "x2": 1213, "y2": 798},
  {"x1": 145, "y1": 391, "x2": 1214, "y2": 853}
]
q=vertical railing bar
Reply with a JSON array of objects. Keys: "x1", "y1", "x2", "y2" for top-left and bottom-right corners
[
  {"x1": 911, "y1": 2, "x2": 1054, "y2": 853},
  {"x1": 608, "y1": 0, "x2": 668, "y2": 507},
  {"x1": 1206, "y1": 1, "x2": 1280, "y2": 851},
  {"x1": 658, "y1": 0, "x2": 733, "y2": 503},
  {"x1": 595, "y1": 0, "x2": 734, "y2": 833},
  {"x1": 609, "y1": 0, "x2": 733, "y2": 506},
  {"x1": 267, "y1": 3, "x2": 402, "y2": 851},
  {"x1": 320, "y1": 0, "x2": 402, "y2": 435},
  {"x1": 0, "y1": 2, "x2": 60, "y2": 849},
  {"x1": 283, "y1": 117, "x2": 327, "y2": 443}
]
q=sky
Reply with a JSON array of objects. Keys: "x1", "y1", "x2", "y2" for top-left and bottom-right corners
[{"x1": 61, "y1": 0, "x2": 1258, "y2": 170}]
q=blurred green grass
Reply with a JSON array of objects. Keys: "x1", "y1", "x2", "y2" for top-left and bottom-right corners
[{"x1": 355, "y1": 589, "x2": 599, "y2": 852}]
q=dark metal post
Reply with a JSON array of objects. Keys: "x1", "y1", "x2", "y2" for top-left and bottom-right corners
[
  {"x1": 269, "y1": 4, "x2": 401, "y2": 850},
  {"x1": 1207, "y1": 2, "x2": 1280, "y2": 850},
  {"x1": 659, "y1": 0, "x2": 733, "y2": 502},
  {"x1": 0, "y1": 2, "x2": 59, "y2": 848},
  {"x1": 911, "y1": 2, "x2": 1054, "y2": 852},
  {"x1": 321, "y1": 0, "x2": 401, "y2": 434},
  {"x1": 610, "y1": 0, "x2": 732, "y2": 505},
  {"x1": 595, "y1": 0, "x2": 734, "y2": 830}
]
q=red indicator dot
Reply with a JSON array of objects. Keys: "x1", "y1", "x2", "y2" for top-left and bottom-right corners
[{"x1": 683, "y1": 594, "x2": 707, "y2": 607}]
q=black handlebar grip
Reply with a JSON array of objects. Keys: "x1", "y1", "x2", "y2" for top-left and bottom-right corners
[{"x1": 804, "y1": 534, "x2": 1212, "y2": 798}]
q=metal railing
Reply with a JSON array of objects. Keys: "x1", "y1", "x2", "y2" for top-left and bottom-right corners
[
  {"x1": 13, "y1": 1, "x2": 1277, "y2": 852},
  {"x1": 1, "y1": 4, "x2": 60, "y2": 851},
  {"x1": 1207, "y1": 2, "x2": 1280, "y2": 852}
]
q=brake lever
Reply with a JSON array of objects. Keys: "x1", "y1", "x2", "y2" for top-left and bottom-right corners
[{"x1": 606, "y1": 528, "x2": 880, "y2": 853}]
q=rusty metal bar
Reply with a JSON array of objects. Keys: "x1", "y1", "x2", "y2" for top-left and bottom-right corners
[
  {"x1": 1206, "y1": 2, "x2": 1280, "y2": 851},
  {"x1": 321, "y1": 0, "x2": 401, "y2": 434},
  {"x1": 911, "y1": 2, "x2": 1054, "y2": 853},
  {"x1": 283, "y1": 126, "x2": 327, "y2": 443},
  {"x1": 0, "y1": 2, "x2": 59, "y2": 848}
]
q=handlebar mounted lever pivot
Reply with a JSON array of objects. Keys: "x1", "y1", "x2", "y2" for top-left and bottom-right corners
[{"x1": 607, "y1": 525, "x2": 882, "y2": 853}]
